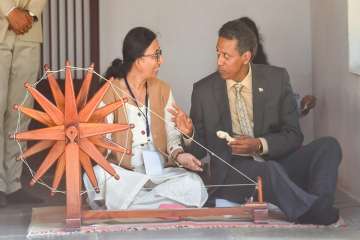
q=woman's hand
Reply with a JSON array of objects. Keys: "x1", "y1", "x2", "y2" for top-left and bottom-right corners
[
  {"x1": 176, "y1": 153, "x2": 203, "y2": 172},
  {"x1": 300, "y1": 95, "x2": 316, "y2": 116},
  {"x1": 167, "y1": 103, "x2": 193, "y2": 137}
]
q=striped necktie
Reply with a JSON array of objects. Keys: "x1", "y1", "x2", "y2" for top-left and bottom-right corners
[
  {"x1": 234, "y1": 83, "x2": 253, "y2": 137},
  {"x1": 233, "y1": 83, "x2": 264, "y2": 162}
]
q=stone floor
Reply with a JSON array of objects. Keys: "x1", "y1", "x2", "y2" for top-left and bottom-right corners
[{"x1": 1, "y1": 173, "x2": 359, "y2": 240}]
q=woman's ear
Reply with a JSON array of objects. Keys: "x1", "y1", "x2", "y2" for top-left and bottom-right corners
[{"x1": 134, "y1": 58, "x2": 144, "y2": 71}]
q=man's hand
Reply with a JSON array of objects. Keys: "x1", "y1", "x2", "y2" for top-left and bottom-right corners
[
  {"x1": 7, "y1": 8, "x2": 33, "y2": 35},
  {"x1": 300, "y1": 95, "x2": 316, "y2": 116},
  {"x1": 167, "y1": 103, "x2": 193, "y2": 137},
  {"x1": 229, "y1": 135, "x2": 261, "y2": 155},
  {"x1": 176, "y1": 153, "x2": 203, "y2": 172}
]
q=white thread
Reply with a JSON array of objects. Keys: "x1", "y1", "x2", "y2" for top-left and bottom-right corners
[
  {"x1": 109, "y1": 82, "x2": 257, "y2": 185},
  {"x1": 141, "y1": 183, "x2": 255, "y2": 191}
]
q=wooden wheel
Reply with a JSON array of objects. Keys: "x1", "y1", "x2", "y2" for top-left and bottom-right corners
[
  {"x1": 11, "y1": 61, "x2": 269, "y2": 230},
  {"x1": 12, "y1": 61, "x2": 132, "y2": 229}
]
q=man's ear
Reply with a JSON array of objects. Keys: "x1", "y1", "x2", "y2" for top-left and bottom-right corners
[{"x1": 241, "y1": 51, "x2": 252, "y2": 64}]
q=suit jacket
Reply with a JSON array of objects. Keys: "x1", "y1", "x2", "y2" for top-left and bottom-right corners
[
  {"x1": 0, "y1": 0, "x2": 47, "y2": 43},
  {"x1": 188, "y1": 64, "x2": 304, "y2": 187}
]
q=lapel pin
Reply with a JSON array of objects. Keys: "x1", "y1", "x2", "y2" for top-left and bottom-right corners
[{"x1": 258, "y1": 88, "x2": 264, "y2": 92}]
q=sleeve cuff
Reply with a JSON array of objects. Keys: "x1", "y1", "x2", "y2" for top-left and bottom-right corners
[
  {"x1": 6, "y1": 6, "x2": 16, "y2": 16},
  {"x1": 28, "y1": 10, "x2": 38, "y2": 21},
  {"x1": 258, "y1": 137, "x2": 269, "y2": 155}
]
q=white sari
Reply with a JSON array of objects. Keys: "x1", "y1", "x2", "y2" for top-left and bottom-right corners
[{"x1": 83, "y1": 91, "x2": 208, "y2": 210}]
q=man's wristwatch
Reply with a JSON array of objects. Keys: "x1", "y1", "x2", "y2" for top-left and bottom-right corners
[
  {"x1": 27, "y1": 11, "x2": 38, "y2": 22},
  {"x1": 257, "y1": 139, "x2": 263, "y2": 153}
]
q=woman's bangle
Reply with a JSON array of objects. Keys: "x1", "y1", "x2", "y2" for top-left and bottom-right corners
[
  {"x1": 172, "y1": 149, "x2": 184, "y2": 167},
  {"x1": 171, "y1": 149, "x2": 183, "y2": 160}
]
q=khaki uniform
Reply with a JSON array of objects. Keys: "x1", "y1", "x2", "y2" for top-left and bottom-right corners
[{"x1": 0, "y1": 0, "x2": 47, "y2": 193}]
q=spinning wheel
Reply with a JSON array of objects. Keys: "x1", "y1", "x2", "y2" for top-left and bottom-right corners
[
  {"x1": 12, "y1": 62, "x2": 132, "y2": 229},
  {"x1": 12, "y1": 62, "x2": 268, "y2": 231}
]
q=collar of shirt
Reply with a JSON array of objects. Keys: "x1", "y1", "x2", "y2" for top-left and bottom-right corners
[{"x1": 226, "y1": 64, "x2": 253, "y2": 93}]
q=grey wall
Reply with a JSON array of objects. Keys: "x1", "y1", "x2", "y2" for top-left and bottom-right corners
[
  {"x1": 99, "y1": 0, "x2": 314, "y2": 142},
  {"x1": 311, "y1": 0, "x2": 360, "y2": 200}
]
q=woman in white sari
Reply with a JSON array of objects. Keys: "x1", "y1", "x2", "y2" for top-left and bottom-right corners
[{"x1": 83, "y1": 27, "x2": 208, "y2": 210}]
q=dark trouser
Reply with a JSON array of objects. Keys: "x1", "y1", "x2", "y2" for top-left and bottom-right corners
[
  {"x1": 215, "y1": 137, "x2": 342, "y2": 222},
  {"x1": 278, "y1": 137, "x2": 342, "y2": 201}
]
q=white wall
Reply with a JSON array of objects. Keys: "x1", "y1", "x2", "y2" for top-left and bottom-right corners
[
  {"x1": 348, "y1": 0, "x2": 360, "y2": 75},
  {"x1": 99, "y1": 0, "x2": 314, "y2": 142},
  {"x1": 311, "y1": 0, "x2": 360, "y2": 200}
]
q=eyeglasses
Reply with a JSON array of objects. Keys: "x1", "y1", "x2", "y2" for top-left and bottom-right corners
[{"x1": 142, "y1": 49, "x2": 162, "y2": 62}]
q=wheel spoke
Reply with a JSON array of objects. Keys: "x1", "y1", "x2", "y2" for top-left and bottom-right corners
[
  {"x1": 90, "y1": 136, "x2": 130, "y2": 154},
  {"x1": 78, "y1": 79, "x2": 112, "y2": 122},
  {"x1": 17, "y1": 140, "x2": 55, "y2": 160},
  {"x1": 14, "y1": 105, "x2": 55, "y2": 126},
  {"x1": 79, "y1": 138, "x2": 119, "y2": 180},
  {"x1": 64, "y1": 62, "x2": 79, "y2": 125},
  {"x1": 45, "y1": 64, "x2": 65, "y2": 112},
  {"x1": 89, "y1": 98, "x2": 127, "y2": 122},
  {"x1": 76, "y1": 63, "x2": 94, "y2": 111},
  {"x1": 31, "y1": 141, "x2": 65, "y2": 186},
  {"x1": 25, "y1": 83, "x2": 64, "y2": 125},
  {"x1": 79, "y1": 123, "x2": 132, "y2": 138},
  {"x1": 51, "y1": 153, "x2": 66, "y2": 196},
  {"x1": 14, "y1": 125, "x2": 65, "y2": 141},
  {"x1": 80, "y1": 150, "x2": 99, "y2": 193}
]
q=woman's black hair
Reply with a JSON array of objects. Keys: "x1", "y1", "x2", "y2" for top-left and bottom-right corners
[
  {"x1": 237, "y1": 17, "x2": 269, "y2": 65},
  {"x1": 104, "y1": 27, "x2": 157, "y2": 79}
]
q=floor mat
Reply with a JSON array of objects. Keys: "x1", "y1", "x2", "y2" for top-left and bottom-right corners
[{"x1": 27, "y1": 206, "x2": 346, "y2": 239}]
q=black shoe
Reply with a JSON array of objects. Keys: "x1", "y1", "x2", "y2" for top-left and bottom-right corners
[
  {"x1": 6, "y1": 189, "x2": 43, "y2": 205},
  {"x1": 0, "y1": 191, "x2": 7, "y2": 208},
  {"x1": 316, "y1": 207, "x2": 339, "y2": 225},
  {"x1": 297, "y1": 195, "x2": 339, "y2": 225}
]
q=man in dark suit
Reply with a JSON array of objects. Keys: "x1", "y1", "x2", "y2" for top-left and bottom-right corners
[{"x1": 170, "y1": 19, "x2": 342, "y2": 225}]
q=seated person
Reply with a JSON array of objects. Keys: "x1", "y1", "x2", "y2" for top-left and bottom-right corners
[
  {"x1": 297, "y1": 94, "x2": 316, "y2": 117},
  {"x1": 83, "y1": 27, "x2": 208, "y2": 210},
  {"x1": 170, "y1": 19, "x2": 341, "y2": 225},
  {"x1": 238, "y1": 16, "x2": 316, "y2": 117}
]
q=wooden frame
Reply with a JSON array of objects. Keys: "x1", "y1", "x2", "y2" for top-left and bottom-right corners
[{"x1": 13, "y1": 62, "x2": 268, "y2": 231}]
